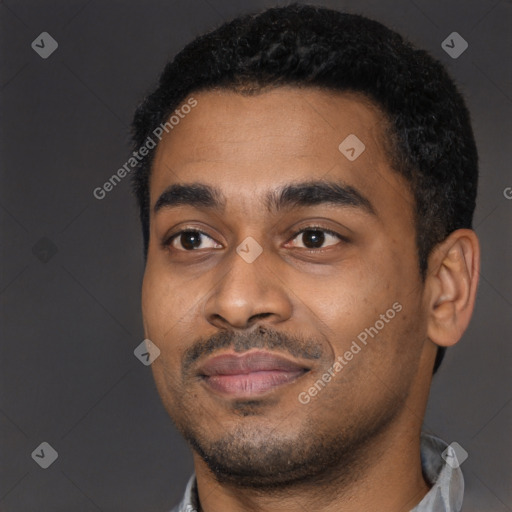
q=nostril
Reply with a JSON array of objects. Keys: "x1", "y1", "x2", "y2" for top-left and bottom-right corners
[{"x1": 250, "y1": 314, "x2": 272, "y2": 325}]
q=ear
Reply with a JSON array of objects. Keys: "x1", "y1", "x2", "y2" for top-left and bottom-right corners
[{"x1": 425, "y1": 229, "x2": 480, "y2": 347}]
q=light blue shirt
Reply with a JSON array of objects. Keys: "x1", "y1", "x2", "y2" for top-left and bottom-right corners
[{"x1": 170, "y1": 432, "x2": 464, "y2": 512}]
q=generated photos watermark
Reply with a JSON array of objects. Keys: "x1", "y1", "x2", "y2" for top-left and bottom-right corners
[
  {"x1": 298, "y1": 301, "x2": 403, "y2": 404},
  {"x1": 93, "y1": 96, "x2": 197, "y2": 200}
]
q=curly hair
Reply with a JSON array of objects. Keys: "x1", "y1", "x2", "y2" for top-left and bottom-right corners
[{"x1": 131, "y1": 3, "x2": 478, "y2": 373}]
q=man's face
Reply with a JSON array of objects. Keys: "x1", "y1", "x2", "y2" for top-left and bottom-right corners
[{"x1": 142, "y1": 87, "x2": 431, "y2": 486}]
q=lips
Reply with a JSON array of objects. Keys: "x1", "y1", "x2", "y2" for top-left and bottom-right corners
[{"x1": 198, "y1": 351, "x2": 310, "y2": 396}]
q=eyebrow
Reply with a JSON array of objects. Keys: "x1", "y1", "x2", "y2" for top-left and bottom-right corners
[{"x1": 153, "y1": 180, "x2": 376, "y2": 216}]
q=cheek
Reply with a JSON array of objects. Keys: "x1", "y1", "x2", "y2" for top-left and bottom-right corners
[
  {"x1": 314, "y1": 251, "x2": 422, "y2": 365},
  {"x1": 324, "y1": 308, "x2": 423, "y2": 416},
  {"x1": 361, "y1": 297, "x2": 426, "y2": 388},
  {"x1": 141, "y1": 264, "x2": 203, "y2": 377},
  {"x1": 141, "y1": 263, "x2": 191, "y2": 341},
  {"x1": 312, "y1": 265, "x2": 389, "y2": 339},
  {"x1": 141, "y1": 269, "x2": 166, "y2": 340},
  {"x1": 142, "y1": 267, "x2": 192, "y2": 407}
]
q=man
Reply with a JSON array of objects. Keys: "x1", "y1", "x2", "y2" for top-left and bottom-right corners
[{"x1": 130, "y1": 4, "x2": 480, "y2": 511}]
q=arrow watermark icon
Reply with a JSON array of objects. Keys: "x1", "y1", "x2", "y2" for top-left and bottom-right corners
[
  {"x1": 134, "y1": 339, "x2": 161, "y2": 366},
  {"x1": 441, "y1": 32, "x2": 468, "y2": 59},
  {"x1": 236, "y1": 237, "x2": 263, "y2": 263},
  {"x1": 338, "y1": 134, "x2": 365, "y2": 161},
  {"x1": 31, "y1": 32, "x2": 58, "y2": 59},
  {"x1": 31, "y1": 442, "x2": 58, "y2": 469}
]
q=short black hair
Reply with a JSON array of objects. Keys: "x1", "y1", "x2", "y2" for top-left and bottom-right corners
[{"x1": 131, "y1": 3, "x2": 478, "y2": 374}]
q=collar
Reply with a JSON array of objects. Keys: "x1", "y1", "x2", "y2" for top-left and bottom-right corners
[{"x1": 411, "y1": 432, "x2": 464, "y2": 511}]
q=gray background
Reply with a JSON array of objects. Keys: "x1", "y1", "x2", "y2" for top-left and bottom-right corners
[{"x1": 0, "y1": 0, "x2": 511, "y2": 510}]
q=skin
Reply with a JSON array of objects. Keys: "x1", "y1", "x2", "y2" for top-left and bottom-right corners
[{"x1": 141, "y1": 86, "x2": 480, "y2": 512}]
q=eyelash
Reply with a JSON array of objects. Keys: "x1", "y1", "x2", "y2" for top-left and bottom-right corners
[{"x1": 163, "y1": 225, "x2": 346, "y2": 253}]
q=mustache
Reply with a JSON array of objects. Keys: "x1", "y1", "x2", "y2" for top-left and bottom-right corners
[{"x1": 182, "y1": 326, "x2": 324, "y2": 376}]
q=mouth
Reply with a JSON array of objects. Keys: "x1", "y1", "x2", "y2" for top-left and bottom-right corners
[{"x1": 197, "y1": 350, "x2": 311, "y2": 397}]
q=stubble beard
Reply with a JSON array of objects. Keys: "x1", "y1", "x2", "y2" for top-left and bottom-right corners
[{"x1": 173, "y1": 393, "x2": 403, "y2": 492}]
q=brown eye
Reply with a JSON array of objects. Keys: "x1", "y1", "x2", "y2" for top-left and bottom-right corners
[
  {"x1": 288, "y1": 227, "x2": 343, "y2": 250},
  {"x1": 301, "y1": 229, "x2": 326, "y2": 249},
  {"x1": 167, "y1": 230, "x2": 221, "y2": 251}
]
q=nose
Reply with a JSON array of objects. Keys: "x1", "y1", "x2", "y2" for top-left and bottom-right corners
[{"x1": 203, "y1": 243, "x2": 293, "y2": 330}]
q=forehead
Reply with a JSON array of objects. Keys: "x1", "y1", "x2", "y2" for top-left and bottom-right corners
[{"x1": 149, "y1": 87, "x2": 412, "y2": 222}]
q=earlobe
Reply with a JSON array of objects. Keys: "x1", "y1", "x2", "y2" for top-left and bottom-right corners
[{"x1": 426, "y1": 229, "x2": 480, "y2": 348}]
